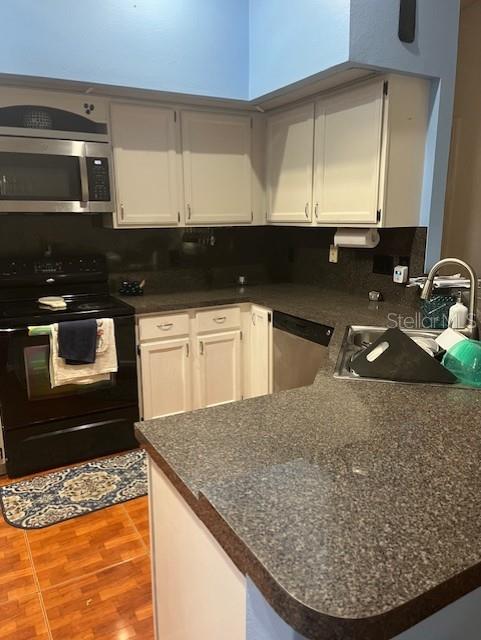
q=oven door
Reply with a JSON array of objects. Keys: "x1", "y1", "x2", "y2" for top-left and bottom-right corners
[
  {"x1": 0, "y1": 315, "x2": 138, "y2": 430},
  {"x1": 0, "y1": 136, "x2": 113, "y2": 213}
]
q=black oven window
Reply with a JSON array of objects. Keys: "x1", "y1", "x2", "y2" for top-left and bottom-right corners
[
  {"x1": 23, "y1": 343, "x2": 112, "y2": 400},
  {"x1": 0, "y1": 152, "x2": 82, "y2": 201}
]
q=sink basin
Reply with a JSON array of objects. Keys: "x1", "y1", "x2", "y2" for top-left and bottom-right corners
[{"x1": 334, "y1": 325, "x2": 446, "y2": 385}]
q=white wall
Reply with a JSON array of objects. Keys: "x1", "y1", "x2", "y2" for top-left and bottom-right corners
[
  {"x1": 349, "y1": 0, "x2": 460, "y2": 270},
  {"x1": 442, "y1": 0, "x2": 481, "y2": 274},
  {"x1": 248, "y1": 0, "x2": 351, "y2": 98}
]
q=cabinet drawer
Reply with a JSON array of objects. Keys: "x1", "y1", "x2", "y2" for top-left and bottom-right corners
[
  {"x1": 139, "y1": 313, "x2": 190, "y2": 341},
  {"x1": 196, "y1": 306, "x2": 241, "y2": 333}
]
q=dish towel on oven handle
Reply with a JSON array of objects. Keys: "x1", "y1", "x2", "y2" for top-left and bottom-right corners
[
  {"x1": 49, "y1": 318, "x2": 118, "y2": 387},
  {"x1": 58, "y1": 318, "x2": 98, "y2": 364}
]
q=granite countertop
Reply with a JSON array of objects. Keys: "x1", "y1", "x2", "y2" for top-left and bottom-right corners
[{"x1": 133, "y1": 284, "x2": 481, "y2": 640}]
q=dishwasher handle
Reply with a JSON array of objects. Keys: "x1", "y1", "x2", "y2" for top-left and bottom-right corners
[{"x1": 272, "y1": 311, "x2": 333, "y2": 347}]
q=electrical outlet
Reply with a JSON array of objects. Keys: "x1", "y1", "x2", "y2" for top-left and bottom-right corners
[
  {"x1": 393, "y1": 265, "x2": 409, "y2": 284},
  {"x1": 329, "y1": 244, "x2": 339, "y2": 263}
]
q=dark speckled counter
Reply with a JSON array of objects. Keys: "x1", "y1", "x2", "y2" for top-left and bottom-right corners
[{"x1": 132, "y1": 284, "x2": 481, "y2": 640}]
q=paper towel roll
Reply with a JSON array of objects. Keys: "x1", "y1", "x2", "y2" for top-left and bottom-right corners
[{"x1": 334, "y1": 228, "x2": 380, "y2": 249}]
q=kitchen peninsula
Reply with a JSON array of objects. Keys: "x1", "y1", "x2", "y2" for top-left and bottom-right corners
[{"x1": 135, "y1": 284, "x2": 481, "y2": 640}]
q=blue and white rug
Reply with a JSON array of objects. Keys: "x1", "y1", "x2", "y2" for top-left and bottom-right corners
[{"x1": 0, "y1": 449, "x2": 147, "y2": 529}]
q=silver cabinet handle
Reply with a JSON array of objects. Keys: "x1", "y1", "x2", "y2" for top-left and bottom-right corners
[
  {"x1": 199, "y1": 341, "x2": 204, "y2": 355},
  {"x1": 213, "y1": 316, "x2": 226, "y2": 323},
  {"x1": 314, "y1": 202, "x2": 319, "y2": 220},
  {"x1": 157, "y1": 323, "x2": 173, "y2": 331},
  {"x1": 187, "y1": 204, "x2": 192, "y2": 220},
  {"x1": 252, "y1": 313, "x2": 256, "y2": 326},
  {"x1": 186, "y1": 343, "x2": 190, "y2": 357},
  {"x1": 120, "y1": 204, "x2": 125, "y2": 220},
  {"x1": 304, "y1": 202, "x2": 310, "y2": 218}
]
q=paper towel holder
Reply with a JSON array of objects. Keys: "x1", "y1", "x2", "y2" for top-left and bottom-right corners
[{"x1": 334, "y1": 228, "x2": 380, "y2": 249}]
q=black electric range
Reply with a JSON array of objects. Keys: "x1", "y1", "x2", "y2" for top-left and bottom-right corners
[
  {"x1": 0, "y1": 294, "x2": 133, "y2": 326},
  {"x1": 0, "y1": 255, "x2": 139, "y2": 478}
]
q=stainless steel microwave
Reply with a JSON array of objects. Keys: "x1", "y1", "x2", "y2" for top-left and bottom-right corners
[{"x1": 0, "y1": 136, "x2": 114, "y2": 214}]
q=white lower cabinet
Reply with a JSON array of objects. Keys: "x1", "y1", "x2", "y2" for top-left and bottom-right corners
[
  {"x1": 140, "y1": 338, "x2": 191, "y2": 419},
  {"x1": 247, "y1": 305, "x2": 272, "y2": 398},
  {"x1": 138, "y1": 304, "x2": 272, "y2": 419},
  {"x1": 149, "y1": 458, "x2": 246, "y2": 640},
  {"x1": 196, "y1": 330, "x2": 242, "y2": 408}
]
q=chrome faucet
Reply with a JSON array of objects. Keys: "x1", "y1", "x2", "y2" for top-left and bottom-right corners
[{"x1": 420, "y1": 257, "x2": 479, "y2": 339}]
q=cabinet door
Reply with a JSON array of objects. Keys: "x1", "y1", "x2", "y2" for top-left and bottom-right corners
[
  {"x1": 181, "y1": 111, "x2": 252, "y2": 224},
  {"x1": 111, "y1": 102, "x2": 180, "y2": 227},
  {"x1": 266, "y1": 104, "x2": 314, "y2": 223},
  {"x1": 248, "y1": 306, "x2": 272, "y2": 398},
  {"x1": 140, "y1": 338, "x2": 191, "y2": 419},
  {"x1": 197, "y1": 331, "x2": 242, "y2": 408},
  {"x1": 149, "y1": 460, "x2": 246, "y2": 640},
  {"x1": 313, "y1": 81, "x2": 384, "y2": 225}
]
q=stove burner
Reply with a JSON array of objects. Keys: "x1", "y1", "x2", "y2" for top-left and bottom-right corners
[{"x1": 76, "y1": 302, "x2": 105, "y2": 311}]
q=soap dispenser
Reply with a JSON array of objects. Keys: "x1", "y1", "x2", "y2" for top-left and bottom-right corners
[{"x1": 448, "y1": 293, "x2": 469, "y2": 330}]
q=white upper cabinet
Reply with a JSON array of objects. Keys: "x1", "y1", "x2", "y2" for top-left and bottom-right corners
[
  {"x1": 266, "y1": 104, "x2": 314, "y2": 223},
  {"x1": 181, "y1": 111, "x2": 253, "y2": 225},
  {"x1": 376, "y1": 75, "x2": 428, "y2": 228},
  {"x1": 313, "y1": 80, "x2": 384, "y2": 225},
  {"x1": 107, "y1": 74, "x2": 427, "y2": 231},
  {"x1": 110, "y1": 102, "x2": 180, "y2": 227},
  {"x1": 265, "y1": 75, "x2": 428, "y2": 228}
]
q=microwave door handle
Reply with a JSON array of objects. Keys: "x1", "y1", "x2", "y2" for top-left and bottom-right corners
[{"x1": 79, "y1": 154, "x2": 89, "y2": 209}]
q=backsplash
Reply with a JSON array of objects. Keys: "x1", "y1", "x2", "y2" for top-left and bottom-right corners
[
  {"x1": 0, "y1": 215, "x2": 426, "y2": 301},
  {"x1": 0, "y1": 215, "x2": 276, "y2": 291},
  {"x1": 271, "y1": 226, "x2": 427, "y2": 302}
]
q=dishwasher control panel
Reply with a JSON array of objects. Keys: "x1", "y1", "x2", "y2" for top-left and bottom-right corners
[{"x1": 272, "y1": 311, "x2": 333, "y2": 347}]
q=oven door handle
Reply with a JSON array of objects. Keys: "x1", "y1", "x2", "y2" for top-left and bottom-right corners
[
  {"x1": 0, "y1": 327, "x2": 29, "y2": 334},
  {"x1": 79, "y1": 149, "x2": 90, "y2": 209}
]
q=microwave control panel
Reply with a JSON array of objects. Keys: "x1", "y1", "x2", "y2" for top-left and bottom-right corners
[{"x1": 86, "y1": 157, "x2": 111, "y2": 202}]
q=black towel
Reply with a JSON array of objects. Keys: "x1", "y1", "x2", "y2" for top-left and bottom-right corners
[{"x1": 58, "y1": 319, "x2": 98, "y2": 365}]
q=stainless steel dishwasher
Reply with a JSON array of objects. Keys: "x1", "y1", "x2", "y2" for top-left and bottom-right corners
[{"x1": 273, "y1": 311, "x2": 334, "y2": 392}]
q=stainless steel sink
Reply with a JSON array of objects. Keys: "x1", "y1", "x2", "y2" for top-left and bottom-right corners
[{"x1": 334, "y1": 325, "x2": 444, "y2": 384}]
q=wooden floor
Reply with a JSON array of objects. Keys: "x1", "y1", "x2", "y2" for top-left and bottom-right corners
[{"x1": 0, "y1": 466, "x2": 154, "y2": 640}]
